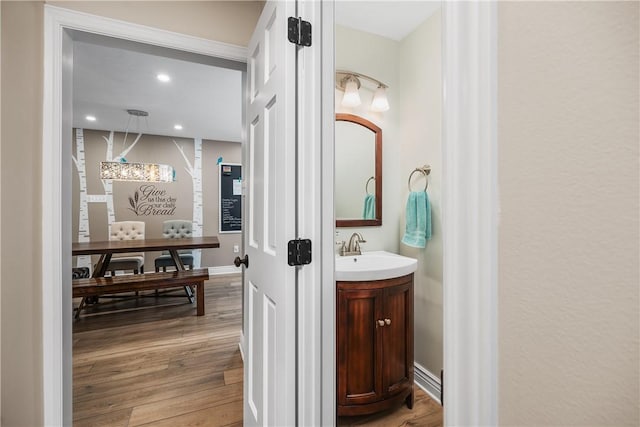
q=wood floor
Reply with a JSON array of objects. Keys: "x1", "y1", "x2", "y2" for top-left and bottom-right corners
[
  {"x1": 73, "y1": 273, "x2": 442, "y2": 426},
  {"x1": 337, "y1": 389, "x2": 443, "y2": 426}
]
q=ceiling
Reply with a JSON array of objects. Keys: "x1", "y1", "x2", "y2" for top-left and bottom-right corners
[
  {"x1": 72, "y1": 2, "x2": 439, "y2": 142},
  {"x1": 73, "y1": 37, "x2": 243, "y2": 142},
  {"x1": 335, "y1": 1, "x2": 441, "y2": 41}
]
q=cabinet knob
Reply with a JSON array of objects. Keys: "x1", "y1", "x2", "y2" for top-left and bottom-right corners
[
  {"x1": 384, "y1": 318, "x2": 391, "y2": 325},
  {"x1": 377, "y1": 319, "x2": 385, "y2": 327}
]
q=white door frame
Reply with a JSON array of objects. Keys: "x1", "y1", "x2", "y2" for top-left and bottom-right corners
[
  {"x1": 42, "y1": 6, "x2": 248, "y2": 425},
  {"x1": 441, "y1": 1, "x2": 499, "y2": 424}
]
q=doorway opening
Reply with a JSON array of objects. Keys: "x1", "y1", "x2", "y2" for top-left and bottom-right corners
[
  {"x1": 43, "y1": 6, "x2": 249, "y2": 423},
  {"x1": 67, "y1": 30, "x2": 246, "y2": 424}
]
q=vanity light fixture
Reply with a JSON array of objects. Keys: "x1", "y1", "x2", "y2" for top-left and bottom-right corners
[{"x1": 336, "y1": 70, "x2": 390, "y2": 112}]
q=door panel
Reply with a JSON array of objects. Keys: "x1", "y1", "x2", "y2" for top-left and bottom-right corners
[
  {"x1": 382, "y1": 281, "x2": 413, "y2": 395},
  {"x1": 337, "y1": 288, "x2": 384, "y2": 406},
  {"x1": 244, "y1": 1, "x2": 297, "y2": 426}
]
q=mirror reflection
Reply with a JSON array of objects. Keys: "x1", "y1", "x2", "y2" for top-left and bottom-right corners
[{"x1": 335, "y1": 113, "x2": 382, "y2": 227}]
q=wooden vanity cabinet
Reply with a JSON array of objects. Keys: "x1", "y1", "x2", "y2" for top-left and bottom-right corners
[{"x1": 337, "y1": 273, "x2": 414, "y2": 416}]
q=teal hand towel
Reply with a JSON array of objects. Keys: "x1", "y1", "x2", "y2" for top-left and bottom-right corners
[
  {"x1": 363, "y1": 194, "x2": 375, "y2": 219},
  {"x1": 401, "y1": 191, "x2": 431, "y2": 248}
]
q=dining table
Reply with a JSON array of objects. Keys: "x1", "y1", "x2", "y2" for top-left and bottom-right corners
[{"x1": 72, "y1": 236, "x2": 221, "y2": 303}]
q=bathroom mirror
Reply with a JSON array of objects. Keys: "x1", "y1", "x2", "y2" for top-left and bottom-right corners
[{"x1": 336, "y1": 113, "x2": 382, "y2": 227}]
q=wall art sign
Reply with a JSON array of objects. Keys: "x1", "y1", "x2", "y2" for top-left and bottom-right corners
[{"x1": 128, "y1": 184, "x2": 177, "y2": 216}]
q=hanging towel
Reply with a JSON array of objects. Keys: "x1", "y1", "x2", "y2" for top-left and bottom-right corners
[
  {"x1": 363, "y1": 194, "x2": 376, "y2": 219},
  {"x1": 401, "y1": 191, "x2": 431, "y2": 248}
]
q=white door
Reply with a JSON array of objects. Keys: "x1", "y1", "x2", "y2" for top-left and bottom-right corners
[{"x1": 243, "y1": 1, "x2": 297, "y2": 426}]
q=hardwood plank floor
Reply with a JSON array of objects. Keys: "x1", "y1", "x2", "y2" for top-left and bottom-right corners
[
  {"x1": 73, "y1": 273, "x2": 442, "y2": 426},
  {"x1": 337, "y1": 388, "x2": 443, "y2": 426},
  {"x1": 73, "y1": 274, "x2": 244, "y2": 426}
]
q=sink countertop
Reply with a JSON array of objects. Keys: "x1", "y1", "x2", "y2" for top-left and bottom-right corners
[{"x1": 335, "y1": 250, "x2": 417, "y2": 281}]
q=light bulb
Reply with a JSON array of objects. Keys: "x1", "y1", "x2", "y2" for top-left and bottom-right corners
[{"x1": 371, "y1": 85, "x2": 390, "y2": 112}]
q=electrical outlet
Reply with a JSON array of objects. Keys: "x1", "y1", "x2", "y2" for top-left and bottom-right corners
[{"x1": 233, "y1": 245, "x2": 240, "y2": 253}]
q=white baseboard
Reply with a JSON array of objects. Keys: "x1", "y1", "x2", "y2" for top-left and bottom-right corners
[
  {"x1": 208, "y1": 265, "x2": 242, "y2": 276},
  {"x1": 414, "y1": 362, "x2": 442, "y2": 405}
]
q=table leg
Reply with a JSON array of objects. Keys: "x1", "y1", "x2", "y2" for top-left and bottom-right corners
[
  {"x1": 93, "y1": 253, "x2": 112, "y2": 278},
  {"x1": 169, "y1": 249, "x2": 195, "y2": 303},
  {"x1": 76, "y1": 253, "x2": 113, "y2": 319}
]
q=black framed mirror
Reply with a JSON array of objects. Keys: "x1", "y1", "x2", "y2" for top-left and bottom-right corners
[{"x1": 335, "y1": 113, "x2": 382, "y2": 227}]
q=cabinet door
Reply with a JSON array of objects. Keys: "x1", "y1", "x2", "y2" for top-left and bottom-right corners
[
  {"x1": 337, "y1": 287, "x2": 384, "y2": 406},
  {"x1": 382, "y1": 279, "x2": 414, "y2": 397}
]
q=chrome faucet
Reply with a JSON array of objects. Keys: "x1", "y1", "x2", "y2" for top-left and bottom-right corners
[{"x1": 341, "y1": 232, "x2": 366, "y2": 256}]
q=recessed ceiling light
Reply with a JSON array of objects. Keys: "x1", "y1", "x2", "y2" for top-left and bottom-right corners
[
  {"x1": 157, "y1": 73, "x2": 171, "y2": 82},
  {"x1": 85, "y1": 115, "x2": 96, "y2": 122},
  {"x1": 174, "y1": 124, "x2": 183, "y2": 130}
]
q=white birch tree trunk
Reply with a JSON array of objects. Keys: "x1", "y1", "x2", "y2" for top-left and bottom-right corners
[
  {"x1": 192, "y1": 138, "x2": 203, "y2": 267},
  {"x1": 174, "y1": 138, "x2": 203, "y2": 267},
  {"x1": 101, "y1": 131, "x2": 143, "y2": 227},
  {"x1": 101, "y1": 131, "x2": 116, "y2": 226},
  {"x1": 72, "y1": 128, "x2": 91, "y2": 270}
]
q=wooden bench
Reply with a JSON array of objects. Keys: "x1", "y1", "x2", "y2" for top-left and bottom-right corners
[{"x1": 73, "y1": 268, "x2": 210, "y2": 318}]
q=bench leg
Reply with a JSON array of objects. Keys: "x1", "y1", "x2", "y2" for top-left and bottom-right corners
[
  {"x1": 196, "y1": 282, "x2": 204, "y2": 316},
  {"x1": 75, "y1": 297, "x2": 87, "y2": 320}
]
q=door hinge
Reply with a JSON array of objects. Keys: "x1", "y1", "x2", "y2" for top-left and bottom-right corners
[
  {"x1": 288, "y1": 239, "x2": 312, "y2": 266},
  {"x1": 288, "y1": 17, "x2": 312, "y2": 47}
]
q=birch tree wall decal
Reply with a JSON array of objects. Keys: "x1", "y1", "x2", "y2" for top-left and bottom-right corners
[
  {"x1": 71, "y1": 128, "x2": 91, "y2": 270},
  {"x1": 173, "y1": 138, "x2": 203, "y2": 268}
]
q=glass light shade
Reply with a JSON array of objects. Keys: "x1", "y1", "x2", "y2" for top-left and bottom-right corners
[
  {"x1": 100, "y1": 161, "x2": 175, "y2": 182},
  {"x1": 371, "y1": 86, "x2": 390, "y2": 112},
  {"x1": 341, "y1": 79, "x2": 361, "y2": 107}
]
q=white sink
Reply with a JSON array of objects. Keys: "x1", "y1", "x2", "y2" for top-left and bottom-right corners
[{"x1": 335, "y1": 251, "x2": 417, "y2": 281}]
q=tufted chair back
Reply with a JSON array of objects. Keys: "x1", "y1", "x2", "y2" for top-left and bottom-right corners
[
  {"x1": 162, "y1": 220, "x2": 192, "y2": 239},
  {"x1": 161, "y1": 220, "x2": 193, "y2": 255},
  {"x1": 110, "y1": 221, "x2": 145, "y2": 241},
  {"x1": 109, "y1": 221, "x2": 145, "y2": 266}
]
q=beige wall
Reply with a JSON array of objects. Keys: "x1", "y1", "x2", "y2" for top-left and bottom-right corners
[
  {"x1": 397, "y1": 10, "x2": 442, "y2": 377},
  {"x1": 0, "y1": 2, "x2": 3, "y2": 419},
  {"x1": 498, "y1": 2, "x2": 639, "y2": 425},
  {"x1": 72, "y1": 130, "x2": 242, "y2": 269},
  {"x1": 1, "y1": 2, "x2": 44, "y2": 426},
  {"x1": 48, "y1": 1, "x2": 264, "y2": 47},
  {"x1": 0, "y1": 2, "x2": 261, "y2": 424}
]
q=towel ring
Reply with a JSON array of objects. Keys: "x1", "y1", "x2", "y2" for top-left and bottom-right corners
[
  {"x1": 365, "y1": 176, "x2": 375, "y2": 195},
  {"x1": 408, "y1": 166, "x2": 430, "y2": 192}
]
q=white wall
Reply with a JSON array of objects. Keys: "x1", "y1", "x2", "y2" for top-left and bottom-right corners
[
  {"x1": 397, "y1": 10, "x2": 443, "y2": 378},
  {"x1": 498, "y1": 2, "x2": 639, "y2": 424}
]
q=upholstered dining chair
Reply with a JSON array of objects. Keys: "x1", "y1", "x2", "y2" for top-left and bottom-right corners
[
  {"x1": 107, "y1": 221, "x2": 145, "y2": 276},
  {"x1": 154, "y1": 220, "x2": 194, "y2": 272}
]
